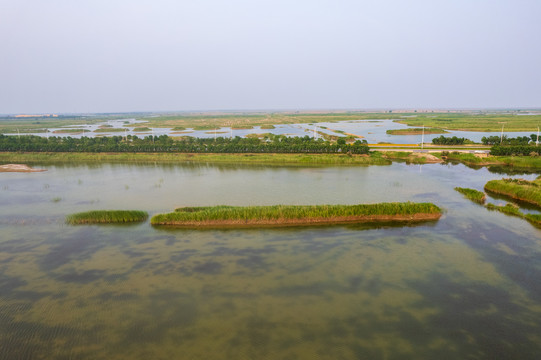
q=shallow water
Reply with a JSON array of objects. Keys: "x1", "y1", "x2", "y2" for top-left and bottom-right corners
[{"x1": 1, "y1": 162, "x2": 540, "y2": 359}]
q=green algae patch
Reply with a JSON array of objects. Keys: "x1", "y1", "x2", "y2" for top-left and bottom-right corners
[
  {"x1": 66, "y1": 210, "x2": 148, "y2": 224},
  {"x1": 454, "y1": 187, "x2": 486, "y2": 204},
  {"x1": 151, "y1": 203, "x2": 442, "y2": 227}
]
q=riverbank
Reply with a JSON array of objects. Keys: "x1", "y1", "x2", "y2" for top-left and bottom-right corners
[
  {"x1": 0, "y1": 152, "x2": 391, "y2": 166},
  {"x1": 1, "y1": 151, "x2": 540, "y2": 169},
  {"x1": 151, "y1": 203, "x2": 442, "y2": 227}
]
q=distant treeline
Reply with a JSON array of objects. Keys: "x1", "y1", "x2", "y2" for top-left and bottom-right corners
[
  {"x1": 431, "y1": 136, "x2": 468, "y2": 145},
  {"x1": 432, "y1": 134, "x2": 539, "y2": 146},
  {"x1": 481, "y1": 134, "x2": 538, "y2": 145},
  {"x1": 0, "y1": 134, "x2": 370, "y2": 154}
]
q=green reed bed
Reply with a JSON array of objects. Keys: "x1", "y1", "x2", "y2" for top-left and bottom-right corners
[
  {"x1": 151, "y1": 202, "x2": 442, "y2": 226},
  {"x1": 484, "y1": 178, "x2": 541, "y2": 208},
  {"x1": 66, "y1": 210, "x2": 148, "y2": 224},
  {"x1": 454, "y1": 187, "x2": 486, "y2": 204},
  {"x1": 486, "y1": 203, "x2": 541, "y2": 227},
  {"x1": 386, "y1": 128, "x2": 447, "y2": 135}
]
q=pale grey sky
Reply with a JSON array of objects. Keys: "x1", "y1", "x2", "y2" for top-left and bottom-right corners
[{"x1": 1, "y1": 0, "x2": 540, "y2": 114}]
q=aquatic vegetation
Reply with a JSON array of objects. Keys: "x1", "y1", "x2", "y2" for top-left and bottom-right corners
[
  {"x1": 486, "y1": 203, "x2": 541, "y2": 227},
  {"x1": 485, "y1": 178, "x2": 541, "y2": 208},
  {"x1": 66, "y1": 210, "x2": 148, "y2": 224},
  {"x1": 151, "y1": 202, "x2": 442, "y2": 227},
  {"x1": 133, "y1": 127, "x2": 151, "y2": 132},
  {"x1": 454, "y1": 187, "x2": 486, "y2": 204}
]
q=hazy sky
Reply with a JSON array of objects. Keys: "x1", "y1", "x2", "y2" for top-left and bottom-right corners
[{"x1": 1, "y1": 0, "x2": 540, "y2": 114}]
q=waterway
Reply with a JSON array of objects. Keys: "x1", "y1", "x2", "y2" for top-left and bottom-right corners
[
  {"x1": 7, "y1": 118, "x2": 537, "y2": 144},
  {"x1": 1, "y1": 162, "x2": 540, "y2": 359}
]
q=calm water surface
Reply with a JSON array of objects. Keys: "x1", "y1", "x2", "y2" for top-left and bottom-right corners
[{"x1": 1, "y1": 162, "x2": 541, "y2": 359}]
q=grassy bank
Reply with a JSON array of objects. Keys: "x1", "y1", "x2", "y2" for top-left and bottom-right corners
[
  {"x1": 442, "y1": 152, "x2": 541, "y2": 169},
  {"x1": 0, "y1": 152, "x2": 391, "y2": 166},
  {"x1": 484, "y1": 178, "x2": 541, "y2": 208},
  {"x1": 151, "y1": 202, "x2": 442, "y2": 227},
  {"x1": 66, "y1": 210, "x2": 148, "y2": 224},
  {"x1": 455, "y1": 187, "x2": 486, "y2": 204}
]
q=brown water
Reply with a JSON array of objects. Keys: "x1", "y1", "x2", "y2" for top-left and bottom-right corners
[{"x1": 1, "y1": 162, "x2": 540, "y2": 359}]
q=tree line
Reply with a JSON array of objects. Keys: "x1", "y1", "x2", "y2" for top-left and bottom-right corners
[
  {"x1": 490, "y1": 145, "x2": 539, "y2": 156},
  {"x1": 431, "y1": 136, "x2": 468, "y2": 145},
  {"x1": 481, "y1": 134, "x2": 538, "y2": 145},
  {"x1": 0, "y1": 134, "x2": 370, "y2": 154}
]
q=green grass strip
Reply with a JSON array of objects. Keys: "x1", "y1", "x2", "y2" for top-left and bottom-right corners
[
  {"x1": 151, "y1": 202, "x2": 442, "y2": 227},
  {"x1": 486, "y1": 203, "x2": 541, "y2": 227},
  {"x1": 66, "y1": 210, "x2": 148, "y2": 224},
  {"x1": 454, "y1": 187, "x2": 486, "y2": 204}
]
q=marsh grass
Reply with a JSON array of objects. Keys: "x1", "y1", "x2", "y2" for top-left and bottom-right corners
[
  {"x1": 454, "y1": 187, "x2": 486, "y2": 204},
  {"x1": 485, "y1": 178, "x2": 541, "y2": 208},
  {"x1": 66, "y1": 210, "x2": 148, "y2": 224},
  {"x1": 152, "y1": 202, "x2": 442, "y2": 226},
  {"x1": 485, "y1": 203, "x2": 541, "y2": 227}
]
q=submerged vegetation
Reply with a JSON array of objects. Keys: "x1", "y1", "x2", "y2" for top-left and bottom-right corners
[
  {"x1": 454, "y1": 187, "x2": 486, "y2": 204},
  {"x1": 66, "y1": 210, "x2": 148, "y2": 224},
  {"x1": 151, "y1": 202, "x2": 442, "y2": 227}
]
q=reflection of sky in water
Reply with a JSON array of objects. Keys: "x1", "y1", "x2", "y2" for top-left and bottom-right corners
[
  {"x1": 1, "y1": 163, "x2": 541, "y2": 359},
  {"x1": 9, "y1": 118, "x2": 537, "y2": 144}
]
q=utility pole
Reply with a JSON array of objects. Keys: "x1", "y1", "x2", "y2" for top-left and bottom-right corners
[
  {"x1": 537, "y1": 126, "x2": 539, "y2": 146},
  {"x1": 498, "y1": 122, "x2": 506, "y2": 144},
  {"x1": 421, "y1": 125, "x2": 425, "y2": 150}
]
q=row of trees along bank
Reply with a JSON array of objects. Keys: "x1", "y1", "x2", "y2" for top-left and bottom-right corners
[{"x1": 0, "y1": 134, "x2": 370, "y2": 154}]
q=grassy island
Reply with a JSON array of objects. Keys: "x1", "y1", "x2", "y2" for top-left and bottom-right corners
[
  {"x1": 454, "y1": 187, "x2": 486, "y2": 204},
  {"x1": 484, "y1": 178, "x2": 541, "y2": 208},
  {"x1": 386, "y1": 128, "x2": 447, "y2": 135},
  {"x1": 150, "y1": 202, "x2": 442, "y2": 227},
  {"x1": 66, "y1": 210, "x2": 148, "y2": 224}
]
